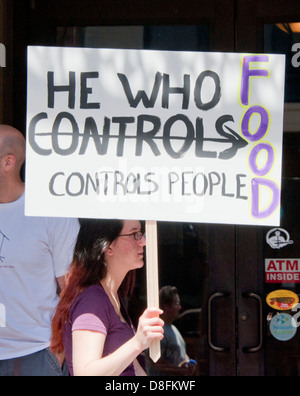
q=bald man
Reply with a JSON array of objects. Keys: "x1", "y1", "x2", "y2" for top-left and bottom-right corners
[
  {"x1": 0, "y1": 125, "x2": 26, "y2": 203},
  {"x1": 0, "y1": 125, "x2": 80, "y2": 376}
]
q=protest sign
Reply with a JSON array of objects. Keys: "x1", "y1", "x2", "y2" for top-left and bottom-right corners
[
  {"x1": 25, "y1": 46, "x2": 285, "y2": 362},
  {"x1": 25, "y1": 47, "x2": 285, "y2": 226}
]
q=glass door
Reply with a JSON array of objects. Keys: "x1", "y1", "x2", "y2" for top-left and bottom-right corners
[
  {"x1": 156, "y1": 222, "x2": 237, "y2": 376},
  {"x1": 236, "y1": 0, "x2": 300, "y2": 376}
]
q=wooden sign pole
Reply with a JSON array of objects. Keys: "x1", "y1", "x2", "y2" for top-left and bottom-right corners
[{"x1": 145, "y1": 220, "x2": 161, "y2": 362}]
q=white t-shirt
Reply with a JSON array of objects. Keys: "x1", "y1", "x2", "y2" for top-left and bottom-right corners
[
  {"x1": 147, "y1": 323, "x2": 187, "y2": 376},
  {"x1": 0, "y1": 194, "x2": 79, "y2": 359},
  {"x1": 161, "y1": 324, "x2": 187, "y2": 366}
]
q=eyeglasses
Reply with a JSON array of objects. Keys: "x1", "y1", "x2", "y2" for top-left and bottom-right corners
[{"x1": 118, "y1": 231, "x2": 145, "y2": 241}]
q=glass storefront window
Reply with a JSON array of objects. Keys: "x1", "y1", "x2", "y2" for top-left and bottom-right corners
[
  {"x1": 57, "y1": 25, "x2": 209, "y2": 52},
  {"x1": 264, "y1": 24, "x2": 300, "y2": 103}
]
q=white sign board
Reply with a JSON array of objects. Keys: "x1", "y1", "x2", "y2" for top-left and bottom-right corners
[{"x1": 25, "y1": 46, "x2": 285, "y2": 225}]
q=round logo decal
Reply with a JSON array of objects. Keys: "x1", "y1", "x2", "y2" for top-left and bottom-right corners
[
  {"x1": 270, "y1": 313, "x2": 297, "y2": 341},
  {"x1": 266, "y1": 290, "x2": 299, "y2": 311}
]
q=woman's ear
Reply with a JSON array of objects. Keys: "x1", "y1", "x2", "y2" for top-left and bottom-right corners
[{"x1": 104, "y1": 243, "x2": 114, "y2": 257}]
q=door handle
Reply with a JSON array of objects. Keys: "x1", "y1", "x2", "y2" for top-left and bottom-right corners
[
  {"x1": 242, "y1": 292, "x2": 263, "y2": 353},
  {"x1": 208, "y1": 292, "x2": 230, "y2": 352}
]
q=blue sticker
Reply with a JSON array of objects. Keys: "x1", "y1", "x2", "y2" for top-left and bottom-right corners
[{"x1": 270, "y1": 313, "x2": 297, "y2": 341}]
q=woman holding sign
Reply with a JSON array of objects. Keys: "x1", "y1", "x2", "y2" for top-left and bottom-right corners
[{"x1": 50, "y1": 219, "x2": 164, "y2": 376}]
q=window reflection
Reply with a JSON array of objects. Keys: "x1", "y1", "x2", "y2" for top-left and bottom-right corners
[
  {"x1": 264, "y1": 24, "x2": 300, "y2": 103},
  {"x1": 57, "y1": 25, "x2": 209, "y2": 52}
]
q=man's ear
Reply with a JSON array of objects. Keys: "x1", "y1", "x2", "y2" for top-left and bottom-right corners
[{"x1": 3, "y1": 154, "x2": 16, "y2": 170}]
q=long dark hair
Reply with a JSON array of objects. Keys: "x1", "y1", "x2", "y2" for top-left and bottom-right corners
[{"x1": 50, "y1": 219, "x2": 136, "y2": 354}]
